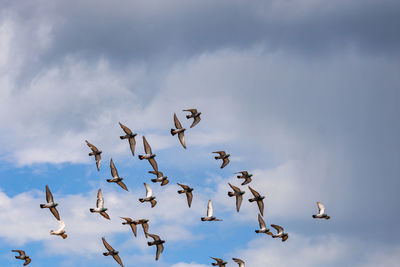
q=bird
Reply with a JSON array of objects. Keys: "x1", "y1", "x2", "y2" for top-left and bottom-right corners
[
  {"x1": 170, "y1": 113, "x2": 186, "y2": 149},
  {"x1": 139, "y1": 183, "x2": 157, "y2": 208},
  {"x1": 102, "y1": 237, "x2": 124, "y2": 267},
  {"x1": 213, "y1": 151, "x2": 230, "y2": 168},
  {"x1": 177, "y1": 183, "x2": 194, "y2": 208},
  {"x1": 90, "y1": 189, "x2": 110, "y2": 220},
  {"x1": 149, "y1": 170, "x2": 169, "y2": 186},
  {"x1": 107, "y1": 158, "x2": 128, "y2": 191},
  {"x1": 248, "y1": 186, "x2": 265, "y2": 216},
  {"x1": 201, "y1": 200, "x2": 222, "y2": 221},
  {"x1": 232, "y1": 258, "x2": 246, "y2": 267},
  {"x1": 183, "y1": 109, "x2": 201, "y2": 128},
  {"x1": 119, "y1": 122, "x2": 137, "y2": 156},
  {"x1": 40, "y1": 185, "x2": 60, "y2": 220},
  {"x1": 85, "y1": 140, "x2": 102, "y2": 171},
  {"x1": 120, "y1": 217, "x2": 150, "y2": 238},
  {"x1": 255, "y1": 213, "x2": 272, "y2": 235},
  {"x1": 147, "y1": 233, "x2": 165, "y2": 261},
  {"x1": 312, "y1": 201, "x2": 331, "y2": 219},
  {"x1": 138, "y1": 136, "x2": 158, "y2": 172},
  {"x1": 210, "y1": 257, "x2": 228, "y2": 266},
  {"x1": 270, "y1": 224, "x2": 289, "y2": 242},
  {"x1": 227, "y1": 183, "x2": 245, "y2": 212},
  {"x1": 11, "y1": 250, "x2": 31, "y2": 266},
  {"x1": 50, "y1": 220, "x2": 67, "y2": 239},
  {"x1": 235, "y1": 171, "x2": 253, "y2": 185}
]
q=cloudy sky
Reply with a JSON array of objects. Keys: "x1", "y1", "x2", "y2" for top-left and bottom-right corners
[{"x1": 0, "y1": 0, "x2": 399, "y2": 266}]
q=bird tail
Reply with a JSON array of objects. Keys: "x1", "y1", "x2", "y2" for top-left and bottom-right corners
[
  {"x1": 138, "y1": 155, "x2": 144, "y2": 160},
  {"x1": 89, "y1": 208, "x2": 95, "y2": 213},
  {"x1": 151, "y1": 179, "x2": 158, "y2": 183},
  {"x1": 103, "y1": 252, "x2": 109, "y2": 256},
  {"x1": 249, "y1": 199, "x2": 255, "y2": 202},
  {"x1": 120, "y1": 135, "x2": 127, "y2": 139},
  {"x1": 139, "y1": 198, "x2": 145, "y2": 203},
  {"x1": 89, "y1": 152, "x2": 94, "y2": 156},
  {"x1": 215, "y1": 156, "x2": 219, "y2": 160},
  {"x1": 312, "y1": 215, "x2": 317, "y2": 218},
  {"x1": 177, "y1": 190, "x2": 184, "y2": 194},
  {"x1": 325, "y1": 216, "x2": 331, "y2": 220},
  {"x1": 147, "y1": 241, "x2": 153, "y2": 246},
  {"x1": 228, "y1": 192, "x2": 235, "y2": 197},
  {"x1": 255, "y1": 230, "x2": 261, "y2": 233},
  {"x1": 61, "y1": 234, "x2": 67, "y2": 239},
  {"x1": 170, "y1": 129, "x2": 176, "y2": 136},
  {"x1": 40, "y1": 204, "x2": 46, "y2": 208},
  {"x1": 201, "y1": 217, "x2": 206, "y2": 221},
  {"x1": 186, "y1": 115, "x2": 191, "y2": 119}
]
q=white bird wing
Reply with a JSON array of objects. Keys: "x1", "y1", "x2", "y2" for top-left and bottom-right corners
[
  {"x1": 317, "y1": 201, "x2": 326, "y2": 215},
  {"x1": 57, "y1": 220, "x2": 65, "y2": 232},
  {"x1": 145, "y1": 183, "x2": 153, "y2": 197},
  {"x1": 97, "y1": 189, "x2": 104, "y2": 208},
  {"x1": 207, "y1": 199, "x2": 213, "y2": 217}
]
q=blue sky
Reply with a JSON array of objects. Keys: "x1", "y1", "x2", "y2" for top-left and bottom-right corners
[{"x1": 0, "y1": 0, "x2": 399, "y2": 266}]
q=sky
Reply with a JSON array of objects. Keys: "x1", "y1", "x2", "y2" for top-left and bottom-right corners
[{"x1": 0, "y1": 0, "x2": 399, "y2": 266}]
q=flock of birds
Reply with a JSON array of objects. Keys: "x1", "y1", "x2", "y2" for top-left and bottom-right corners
[{"x1": 11, "y1": 108, "x2": 331, "y2": 266}]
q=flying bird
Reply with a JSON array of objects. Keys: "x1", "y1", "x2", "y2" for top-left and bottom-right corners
[
  {"x1": 201, "y1": 200, "x2": 222, "y2": 221},
  {"x1": 227, "y1": 183, "x2": 245, "y2": 212},
  {"x1": 50, "y1": 220, "x2": 67, "y2": 239},
  {"x1": 210, "y1": 257, "x2": 228, "y2": 266},
  {"x1": 138, "y1": 136, "x2": 158, "y2": 172},
  {"x1": 107, "y1": 159, "x2": 128, "y2": 191},
  {"x1": 40, "y1": 185, "x2": 60, "y2": 221},
  {"x1": 86, "y1": 140, "x2": 102, "y2": 171},
  {"x1": 120, "y1": 217, "x2": 150, "y2": 238},
  {"x1": 102, "y1": 237, "x2": 124, "y2": 267},
  {"x1": 255, "y1": 213, "x2": 272, "y2": 235},
  {"x1": 177, "y1": 183, "x2": 194, "y2": 208},
  {"x1": 147, "y1": 233, "x2": 165, "y2": 261},
  {"x1": 170, "y1": 113, "x2": 186, "y2": 149},
  {"x1": 90, "y1": 189, "x2": 110, "y2": 220},
  {"x1": 235, "y1": 171, "x2": 253, "y2": 185},
  {"x1": 119, "y1": 122, "x2": 137, "y2": 156},
  {"x1": 312, "y1": 201, "x2": 331, "y2": 219},
  {"x1": 270, "y1": 224, "x2": 289, "y2": 242},
  {"x1": 12, "y1": 250, "x2": 31, "y2": 266},
  {"x1": 139, "y1": 183, "x2": 157, "y2": 208},
  {"x1": 149, "y1": 170, "x2": 169, "y2": 186},
  {"x1": 213, "y1": 151, "x2": 230, "y2": 169},
  {"x1": 248, "y1": 186, "x2": 265, "y2": 216},
  {"x1": 183, "y1": 109, "x2": 201, "y2": 128},
  {"x1": 232, "y1": 258, "x2": 246, "y2": 267}
]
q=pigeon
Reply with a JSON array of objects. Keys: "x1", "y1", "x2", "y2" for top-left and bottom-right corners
[
  {"x1": 149, "y1": 170, "x2": 169, "y2": 186},
  {"x1": 210, "y1": 257, "x2": 228, "y2": 266},
  {"x1": 147, "y1": 233, "x2": 165, "y2": 261},
  {"x1": 102, "y1": 237, "x2": 124, "y2": 267},
  {"x1": 139, "y1": 183, "x2": 157, "y2": 208},
  {"x1": 312, "y1": 201, "x2": 331, "y2": 219},
  {"x1": 270, "y1": 224, "x2": 289, "y2": 242},
  {"x1": 248, "y1": 186, "x2": 265, "y2": 216},
  {"x1": 232, "y1": 258, "x2": 245, "y2": 267},
  {"x1": 227, "y1": 183, "x2": 245, "y2": 212},
  {"x1": 86, "y1": 140, "x2": 102, "y2": 171},
  {"x1": 255, "y1": 213, "x2": 272, "y2": 235},
  {"x1": 235, "y1": 171, "x2": 253, "y2": 185},
  {"x1": 201, "y1": 200, "x2": 222, "y2": 221},
  {"x1": 121, "y1": 217, "x2": 150, "y2": 238},
  {"x1": 177, "y1": 183, "x2": 194, "y2": 208},
  {"x1": 183, "y1": 109, "x2": 201, "y2": 128},
  {"x1": 138, "y1": 136, "x2": 158, "y2": 172},
  {"x1": 50, "y1": 220, "x2": 67, "y2": 239},
  {"x1": 170, "y1": 113, "x2": 186, "y2": 149},
  {"x1": 12, "y1": 250, "x2": 31, "y2": 266},
  {"x1": 213, "y1": 151, "x2": 230, "y2": 169},
  {"x1": 107, "y1": 159, "x2": 128, "y2": 191},
  {"x1": 90, "y1": 189, "x2": 110, "y2": 220},
  {"x1": 119, "y1": 122, "x2": 137, "y2": 156},
  {"x1": 40, "y1": 185, "x2": 60, "y2": 220}
]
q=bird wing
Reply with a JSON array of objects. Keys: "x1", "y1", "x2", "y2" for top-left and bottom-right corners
[
  {"x1": 143, "y1": 136, "x2": 152, "y2": 154},
  {"x1": 119, "y1": 122, "x2": 132, "y2": 135},
  {"x1": 57, "y1": 220, "x2": 66, "y2": 232},
  {"x1": 142, "y1": 223, "x2": 149, "y2": 238},
  {"x1": 211, "y1": 257, "x2": 223, "y2": 263},
  {"x1": 120, "y1": 217, "x2": 132, "y2": 223},
  {"x1": 174, "y1": 113, "x2": 183, "y2": 129},
  {"x1": 110, "y1": 158, "x2": 119, "y2": 178},
  {"x1": 148, "y1": 233, "x2": 160, "y2": 241},
  {"x1": 128, "y1": 137, "x2": 136, "y2": 156},
  {"x1": 85, "y1": 140, "x2": 98, "y2": 152},
  {"x1": 97, "y1": 189, "x2": 104, "y2": 208},
  {"x1": 232, "y1": 258, "x2": 245, "y2": 267},
  {"x1": 221, "y1": 157, "x2": 230, "y2": 168},
  {"x1": 12, "y1": 250, "x2": 25, "y2": 257},
  {"x1": 144, "y1": 183, "x2": 152, "y2": 197},
  {"x1": 257, "y1": 199, "x2": 264, "y2": 216},
  {"x1": 317, "y1": 201, "x2": 325, "y2": 215},
  {"x1": 248, "y1": 186, "x2": 260, "y2": 198},
  {"x1": 155, "y1": 243, "x2": 164, "y2": 261},
  {"x1": 95, "y1": 154, "x2": 101, "y2": 171},
  {"x1": 50, "y1": 207, "x2": 60, "y2": 221},
  {"x1": 258, "y1": 213, "x2": 266, "y2": 229},
  {"x1": 207, "y1": 199, "x2": 213, "y2": 217},
  {"x1": 178, "y1": 132, "x2": 186, "y2": 149},
  {"x1": 45, "y1": 185, "x2": 54, "y2": 203},
  {"x1": 117, "y1": 181, "x2": 129, "y2": 191},
  {"x1": 236, "y1": 194, "x2": 243, "y2": 212},
  {"x1": 112, "y1": 254, "x2": 124, "y2": 267},
  {"x1": 102, "y1": 237, "x2": 114, "y2": 252},
  {"x1": 148, "y1": 158, "x2": 158, "y2": 173},
  {"x1": 129, "y1": 224, "x2": 137, "y2": 237},
  {"x1": 183, "y1": 109, "x2": 197, "y2": 114},
  {"x1": 24, "y1": 257, "x2": 31, "y2": 266},
  {"x1": 149, "y1": 170, "x2": 163, "y2": 177},
  {"x1": 271, "y1": 224, "x2": 284, "y2": 235},
  {"x1": 186, "y1": 191, "x2": 193, "y2": 208},
  {"x1": 190, "y1": 115, "x2": 201, "y2": 128},
  {"x1": 100, "y1": 211, "x2": 110, "y2": 220},
  {"x1": 228, "y1": 183, "x2": 240, "y2": 193},
  {"x1": 282, "y1": 234, "x2": 289, "y2": 242},
  {"x1": 213, "y1": 151, "x2": 226, "y2": 156}
]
